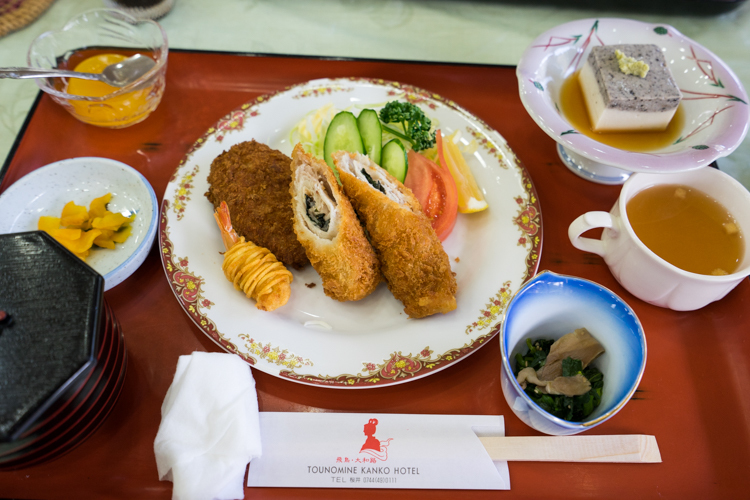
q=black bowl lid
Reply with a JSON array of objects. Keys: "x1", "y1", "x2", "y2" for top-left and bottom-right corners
[{"x1": 0, "y1": 231, "x2": 104, "y2": 442}]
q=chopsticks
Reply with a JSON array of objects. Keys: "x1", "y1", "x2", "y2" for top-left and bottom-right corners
[{"x1": 479, "y1": 435, "x2": 661, "y2": 463}]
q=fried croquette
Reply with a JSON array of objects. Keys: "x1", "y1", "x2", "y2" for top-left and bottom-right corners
[
  {"x1": 289, "y1": 145, "x2": 380, "y2": 301},
  {"x1": 205, "y1": 140, "x2": 309, "y2": 269},
  {"x1": 333, "y1": 151, "x2": 457, "y2": 318}
]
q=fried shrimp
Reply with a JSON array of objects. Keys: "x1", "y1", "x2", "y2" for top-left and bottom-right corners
[
  {"x1": 214, "y1": 201, "x2": 293, "y2": 311},
  {"x1": 289, "y1": 144, "x2": 380, "y2": 301},
  {"x1": 333, "y1": 151, "x2": 457, "y2": 319}
]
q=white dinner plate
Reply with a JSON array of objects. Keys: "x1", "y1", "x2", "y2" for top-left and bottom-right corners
[
  {"x1": 159, "y1": 77, "x2": 542, "y2": 388},
  {"x1": 0, "y1": 157, "x2": 158, "y2": 291}
]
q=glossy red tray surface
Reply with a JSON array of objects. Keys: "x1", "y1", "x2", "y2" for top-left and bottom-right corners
[{"x1": 0, "y1": 50, "x2": 748, "y2": 499}]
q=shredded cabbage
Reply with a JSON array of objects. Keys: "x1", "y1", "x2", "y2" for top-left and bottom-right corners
[
  {"x1": 447, "y1": 130, "x2": 478, "y2": 155},
  {"x1": 289, "y1": 103, "x2": 338, "y2": 159}
]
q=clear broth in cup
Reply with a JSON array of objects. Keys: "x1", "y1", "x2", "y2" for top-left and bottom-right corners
[{"x1": 626, "y1": 184, "x2": 744, "y2": 275}]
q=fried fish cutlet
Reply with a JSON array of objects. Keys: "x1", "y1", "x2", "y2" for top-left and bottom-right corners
[
  {"x1": 333, "y1": 151, "x2": 457, "y2": 319},
  {"x1": 289, "y1": 144, "x2": 380, "y2": 302},
  {"x1": 205, "y1": 140, "x2": 309, "y2": 269}
]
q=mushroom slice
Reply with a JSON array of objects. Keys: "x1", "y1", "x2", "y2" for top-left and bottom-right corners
[
  {"x1": 517, "y1": 367, "x2": 592, "y2": 397},
  {"x1": 539, "y1": 374, "x2": 592, "y2": 396},
  {"x1": 536, "y1": 328, "x2": 604, "y2": 381}
]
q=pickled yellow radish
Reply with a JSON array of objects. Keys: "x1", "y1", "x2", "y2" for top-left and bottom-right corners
[
  {"x1": 37, "y1": 193, "x2": 135, "y2": 261},
  {"x1": 60, "y1": 201, "x2": 89, "y2": 228},
  {"x1": 89, "y1": 193, "x2": 112, "y2": 218}
]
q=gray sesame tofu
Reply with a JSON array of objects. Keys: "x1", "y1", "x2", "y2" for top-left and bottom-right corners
[{"x1": 578, "y1": 44, "x2": 682, "y2": 132}]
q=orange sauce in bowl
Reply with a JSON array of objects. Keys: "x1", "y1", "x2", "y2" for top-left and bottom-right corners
[
  {"x1": 559, "y1": 72, "x2": 684, "y2": 152},
  {"x1": 65, "y1": 53, "x2": 154, "y2": 127}
]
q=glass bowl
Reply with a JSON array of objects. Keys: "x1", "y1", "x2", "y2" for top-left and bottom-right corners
[
  {"x1": 499, "y1": 271, "x2": 647, "y2": 435},
  {"x1": 27, "y1": 9, "x2": 168, "y2": 129},
  {"x1": 517, "y1": 18, "x2": 749, "y2": 184}
]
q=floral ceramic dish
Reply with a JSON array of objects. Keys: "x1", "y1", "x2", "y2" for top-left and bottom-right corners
[
  {"x1": 160, "y1": 77, "x2": 542, "y2": 388},
  {"x1": 517, "y1": 18, "x2": 749, "y2": 184}
]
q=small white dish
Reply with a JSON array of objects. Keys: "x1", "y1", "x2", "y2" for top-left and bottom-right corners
[
  {"x1": 517, "y1": 18, "x2": 749, "y2": 184},
  {"x1": 499, "y1": 271, "x2": 647, "y2": 435},
  {"x1": 0, "y1": 157, "x2": 157, "y2": 291}
]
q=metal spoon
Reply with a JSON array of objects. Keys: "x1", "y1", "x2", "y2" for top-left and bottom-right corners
[{"x1": 0, "y1": 54, "x2": 156, "y2": 88}]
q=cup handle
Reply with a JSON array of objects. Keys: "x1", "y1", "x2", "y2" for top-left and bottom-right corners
[{"x1": 568, "y1": 211, "x2": 613, "y2": 257}]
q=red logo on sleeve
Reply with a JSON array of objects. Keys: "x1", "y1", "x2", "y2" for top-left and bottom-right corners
[{"x1": 359, "y1": 418, "x2": 392, "y2": 462}]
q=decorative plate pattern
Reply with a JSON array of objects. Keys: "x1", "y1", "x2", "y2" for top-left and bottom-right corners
[
  {"x1": 517, "y1": 18, "x2": 749, "y2": 173},
  {"x1": 159, "y1": 77, "x2": 542, "y2": 388}
]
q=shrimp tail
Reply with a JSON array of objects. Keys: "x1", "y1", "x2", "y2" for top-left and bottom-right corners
[{"x1": 214, "y1": 201, "x2": 239, "y2": 250}]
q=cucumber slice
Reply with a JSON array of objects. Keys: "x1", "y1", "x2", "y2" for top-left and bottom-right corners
[
  {"x1": 356, "y1": 109, "x2": 382, "y2": 165},
  {"x1": 323, "y1": 111, "x2": 364, "y2": 169},
  {"x1": 381, "y1": 139, "x2": 408, "y2": 183}
]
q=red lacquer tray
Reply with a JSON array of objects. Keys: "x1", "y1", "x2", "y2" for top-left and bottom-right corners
[{"x1": 1, "y1": 50, "x2": 748, "y2": 499}]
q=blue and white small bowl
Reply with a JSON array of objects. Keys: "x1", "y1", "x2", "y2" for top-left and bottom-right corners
[
  {"x1": 0, "y1": 157, "x2": 157, "y2": 291},
  {"x1": 500, "y1": 271, "x2": 647, "y2": 435}
]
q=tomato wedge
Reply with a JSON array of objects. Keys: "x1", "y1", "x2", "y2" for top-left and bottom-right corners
[{"x1": 404, "y1": 144, "x2": 458, "y2": 241}]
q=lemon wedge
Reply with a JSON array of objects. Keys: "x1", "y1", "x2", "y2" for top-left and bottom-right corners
[{"x1": 441, "y1": 130, "x2": 488, "y2": 213}]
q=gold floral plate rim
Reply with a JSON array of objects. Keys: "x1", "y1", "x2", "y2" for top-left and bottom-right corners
[{"x1": 159, "y1": 77, "x2": 542, "y2": 388}]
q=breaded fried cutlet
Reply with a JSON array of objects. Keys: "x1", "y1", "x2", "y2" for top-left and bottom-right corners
[
  {"x1": 205, "y1": 140, "x2": 309, "y2": 269},
  {"x1": 289, "y1": 145, "x2": 380, "y2": 302},
  {"x1": 333, "y1": 151, "x2": 457, "y2": 319}
]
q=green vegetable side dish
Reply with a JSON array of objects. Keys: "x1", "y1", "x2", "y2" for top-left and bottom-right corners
[
  {"x1": 378, "y1": 101, "x2": 437, "y2": 151},
  {"x1": 514, "y1": 338, "x2": 604, "y2": 422}
]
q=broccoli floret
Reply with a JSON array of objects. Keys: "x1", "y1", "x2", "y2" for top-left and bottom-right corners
[{"x1": 378, "y1": 101, "x2": 436, "y2": 151}]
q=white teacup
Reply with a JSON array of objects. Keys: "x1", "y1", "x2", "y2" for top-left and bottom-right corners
[{"x1": 568, "y1": 167, "x2": 750, "y2": 311}]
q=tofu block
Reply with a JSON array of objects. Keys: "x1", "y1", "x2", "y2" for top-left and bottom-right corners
[{"x1": 579, "y1": 44, "x2": 682, "y2": 132}]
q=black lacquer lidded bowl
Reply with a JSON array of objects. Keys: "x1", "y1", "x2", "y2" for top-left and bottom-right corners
[{"x1": 0, "y1": 231, "x2": 126, "y2": 469}]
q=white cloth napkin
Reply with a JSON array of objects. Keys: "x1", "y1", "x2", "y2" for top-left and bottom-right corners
[{"x1": 154, "y1": 352, "x2": 262, "y2": 500}]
